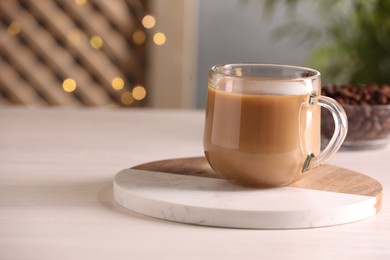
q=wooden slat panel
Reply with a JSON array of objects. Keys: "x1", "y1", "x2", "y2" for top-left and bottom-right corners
[
  {"x1": 60, "y1": 0, "x2": 141, "y2": 77},
  {"x1": 0, "y1": 59, "x2": 45, "y2": 106},
  {"x1": 0, "y1": 0, "x2": 148, "y2": 107},
  {"x1": 0, "y1": 1, "x2": 112, "y2": 106},
  {"x1": 93, "y1": 0, "x2": 137, "y2": 35},
  {"x1": 128, "y1": 0, "x2": 148, "y2": 20},
  {"x1": 0, "y1": 27, "x2": 79, "y2": 106},
  {"x1": 0, "y1": 92, "x2": 11, "y2": 106},
  {"x1": 27, "y1": 1, "x2": 132, "y2": 96}
]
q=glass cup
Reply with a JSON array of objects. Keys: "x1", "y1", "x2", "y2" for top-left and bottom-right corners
[{"x1": 203, "y1": 63, "x2": 348, "y2": 187}]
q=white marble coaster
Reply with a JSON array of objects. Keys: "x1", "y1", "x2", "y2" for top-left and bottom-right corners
[{"x1": 113, "y1": 169, "x2": 377, "y2": 229}]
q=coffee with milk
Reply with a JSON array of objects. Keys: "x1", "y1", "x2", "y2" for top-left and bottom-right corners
[{"x1": 204, "y1": 64, "x2": 347, "y2": 187}]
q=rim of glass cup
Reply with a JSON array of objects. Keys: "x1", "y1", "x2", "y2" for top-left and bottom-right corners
[{"x1": 210, "y1": 63, "x2": 321, "y2": 81}]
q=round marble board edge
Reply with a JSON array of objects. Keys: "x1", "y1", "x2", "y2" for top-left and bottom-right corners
[{"x1": 113, "y1": 157, "x2": 382, "y2": 229}]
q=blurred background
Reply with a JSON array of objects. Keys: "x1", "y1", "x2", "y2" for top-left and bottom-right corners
[{"x1": 0, "y1": 0, "x2": 323, "y2": 109}]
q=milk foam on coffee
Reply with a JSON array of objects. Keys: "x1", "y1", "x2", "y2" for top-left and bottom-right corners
[
  {"x1": 212, "y1": 77, "x2": 318, "y2": 96},
  {"x1": 204, "y1": 78, "x2": 320, "y2": 187}
]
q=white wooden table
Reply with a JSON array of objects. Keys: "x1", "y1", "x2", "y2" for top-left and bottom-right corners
[{"x1": 1, "y1": 107, "x2": 389, "y2": 260}]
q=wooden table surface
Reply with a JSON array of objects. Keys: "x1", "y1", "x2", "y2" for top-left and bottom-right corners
[{"x1": 1, "y1": 107, "x2": 389, "y2": 260}]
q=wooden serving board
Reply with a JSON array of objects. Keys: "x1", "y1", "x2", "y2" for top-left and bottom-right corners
[{"x1": 113, "y1": 157, "x2": 382, "y2": 229}]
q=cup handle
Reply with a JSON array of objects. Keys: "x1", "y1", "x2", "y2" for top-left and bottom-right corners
[{"x1": 302, "y1": 94, "x2": 348, "y2": 172}]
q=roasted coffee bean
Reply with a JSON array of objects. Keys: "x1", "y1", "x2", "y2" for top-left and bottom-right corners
[
  {"x1": 340, "y1": 89, "x2": 354, "y2": 98},
  {"x1": 378, "y1": 95, "x2": 388, "y2": 104},
  {"x1": 323, "y1": 83, "x2": 390, "y2": 105},
  {"x1": 364, "y1": 93, "x2": 371, "y2": 101},
  {"x1": 367, "y1": 83, "x2": 379, "y2": 92},
  {"x1": 335, "y1": 97, "x2": 345, "y2": 104},
  {"x1": 325, "y1": 84, "x2": 335, "y2": 95},
  {"x1": 321, "y1": 83, "x2": 390, "y2": 143},
  {"x1": 380, "y1": 85, "x2": 390, "y2": 96}
]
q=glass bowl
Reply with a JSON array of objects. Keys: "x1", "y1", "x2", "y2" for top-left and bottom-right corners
[{"x1": 321, "y1": 104, "x2": 390, "y2": 150}]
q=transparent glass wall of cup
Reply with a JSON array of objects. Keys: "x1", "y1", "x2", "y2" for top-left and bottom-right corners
[{"x1": 204, "y1": 64, "x2": 348, "y2": 187}]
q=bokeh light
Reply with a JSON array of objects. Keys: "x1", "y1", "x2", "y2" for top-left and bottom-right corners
[
  {"x1": 153, "y1": 32, "x2": 166, "y2": 46},
  {"x1": 121, "y1": 91, "x2": 134, "y2": 105},
  {"x1": 142, "y1": 15, "x2": 156, "y2": 29},
  {"x1": 75, "y1": 0, "x2": 87, "y2": 5},
  {"x1": 62, "y1": 78, "x2": 77, "y2": 92},
  {"x1": 90, "y1": 35, "x2": 104, "y2": 49},
  {"x1": 7, "y1": 21, "x2": 21, "y2": 35},
  {"x1": 132, "y1": 85, "x2": 146, "y2": 100},
  {"x1": 132, "y1": 30, "x2": 146, "y2": 45},
  {"x1": 111, "y1": 77, "x2": 125, "y2": 90}
]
